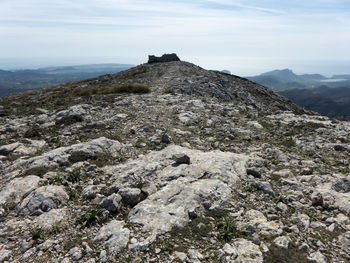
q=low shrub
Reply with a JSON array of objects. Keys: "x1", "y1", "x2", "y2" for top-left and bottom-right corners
[
  {"x1": 67, "y1": 167, "x2": 83, "y2": 183},
  {"x1": 79, "y1": 209, "x2": 104, "y2": 228},
  {"x1": 55, "y1": 115, "x2": 84, "y2": 126},
  {"x1": 216, "y1": 217, "x2": 237, "y2": 242},
  {"x1": 24, "y1": 125, "x2": 43, "y2": 139},
  {"x1": 30, "y1": 228, "x2": 42, "y2": 240}
]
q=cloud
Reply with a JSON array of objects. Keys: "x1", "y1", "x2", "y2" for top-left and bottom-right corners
[
  {"x1": 205, "y1": 0, "x2": 285, "y2": 14},
  {"x1": 0, "y1": 0, "x2": 349, "y2": 74}
]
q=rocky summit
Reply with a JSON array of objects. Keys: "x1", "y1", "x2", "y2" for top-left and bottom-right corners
[{"x1": 0, "y1": 57, "x2": 349, "y2": 263}]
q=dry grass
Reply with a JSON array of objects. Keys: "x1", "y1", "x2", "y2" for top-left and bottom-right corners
[{"x1": 72, "y1": 83, "x2": 150, "y2": 96}]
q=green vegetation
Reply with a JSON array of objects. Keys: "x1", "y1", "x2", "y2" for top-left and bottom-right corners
[
  {"x1": 263, "y1": 244, "x2": 309, "y2": 263},
  {"x1": 56, "y1": 115, "x2": 84, "y2": 126},
  {"x1": 72, "y1": 83, "x2": 150, "y2": 97},
  {"x1": 79, "y1": 208, "x2": 104, "y2": 228},
  {"x1": 275, "y1": 195, "x2": 288, "y2": 204},
  {"x1": 51, "y1": 225, "x2": 62, "y2": 235},
  {"x1": 305, "y1": 211, "x2": 318, "y2": 221},
  {"x1": 69, "y1": 151, "x2": 90, "y2": 163},
  {"x1": 30, "y1": 228, "x2": 42, "y2": 240},
  {"x1": 24, "y1": 166, "x2": 49, "y2": 177},
  {"x1": 48, "y1": 175, "x2": 64, "y2": 185},
  {"x1": 245, "y1": 185, "x2": 258, "y2": 193},
  {"x1": 216, "y1": 217, "x2": 237, "y2": 242},
  {"x1": 67, "y1": 167, "x2": 84, "y2": 183},
  {"x1": 24, "y1": 125, "x2": 43, "y2": 139},
  {"x1": 68, "y1": 189, "x2": 78, "y2": 200}
]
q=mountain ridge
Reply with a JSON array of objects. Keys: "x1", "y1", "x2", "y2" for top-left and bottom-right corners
[{"x1": 0, "y1": 58, "x2": 349, "y2": 263}]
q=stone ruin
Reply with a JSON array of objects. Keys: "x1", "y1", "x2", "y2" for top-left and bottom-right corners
[{"x1": 148, "y1": 53, "x2": 180, "y2": 64}]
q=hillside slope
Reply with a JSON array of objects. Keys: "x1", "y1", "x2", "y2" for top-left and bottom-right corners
[
  {"x1": 279, "y1": 87, "x2": 350, "y2": 120},
  {"x1": 0, "y1": 59, "x2": 349, "y2": 263}
]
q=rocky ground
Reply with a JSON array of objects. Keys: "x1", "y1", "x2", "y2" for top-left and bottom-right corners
[{"x1": 0, "y1": 61, "x2": 349, "y2": 263}]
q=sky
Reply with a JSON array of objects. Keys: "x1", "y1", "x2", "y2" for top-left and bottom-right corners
[{"x1": 0, "y1": 0, "x2": 349, "y2": 76}]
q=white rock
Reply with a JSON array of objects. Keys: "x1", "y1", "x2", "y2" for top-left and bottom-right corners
[
  {"x1": 17, "y1": 185, "x2": 69, "y2": 216},
  {"x1": 128, "y1": 178, "x2": 231, "y2": 247},
  {"x1": 0, "y1": 175, "x2": 41, "y2": 205},
  {"x1": 228, "y1": 238, "x2": 263, "y2": 263},
  {"x1": 0, "y1": 248, "x2": 11, "y2": 262},
  {"x1": 6, "y1": 137, "x2": 122, "y2": 180},
  {"x1": 0, "y1": 139, "x2": 46, "y2": 156},
  {"x1": 223, "y1": 243, "x2": 237, "y2": 257},
  {"x1": 291, "y1": 213, "x2": 310, "y2": 230},
  {"x1": 82, "y1": 185, "x2": 101, "y2": 199},
  {"x1": 94, "y1": 220, "x2": 130, "y2": 256},
  {"x1": 247, "y1": 121, "x2": 263, "y2": 129},
  {"x1": 273, "y1": 236, "x2": 291, "y2": 249},
  {"x1": 174, "y1": 251, "x2": 187, "y2": 262},
  {"x1": 307, "y1": 251, "x2": 327, "y2": 263},
  {"x1": 241, "y1": 210, "x2": 283, "y2": 237},
  {"x1": 34, "y1": 208, "x2": 68, "y2": 229},
  {"x1": 67, "y1": 247, "x2": 83, "y2": 261}
]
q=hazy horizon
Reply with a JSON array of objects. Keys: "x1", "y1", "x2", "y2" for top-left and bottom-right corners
[{"x1": 0, "y1": 56, "x2": 349, "y2": 77}]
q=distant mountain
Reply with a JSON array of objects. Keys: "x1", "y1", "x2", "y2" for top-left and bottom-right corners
[
  {"x1": 259, "y1": 69, "x2": 302, "y2": 82},
  {"x1": 247, "y1": 69, "x2": 350, "y2": 91},
  {"x1": 0, "y1": 63, "x2": 133, "y2": 97}
]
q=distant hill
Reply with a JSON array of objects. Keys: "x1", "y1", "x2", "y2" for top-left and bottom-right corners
[
  {"x1": 279, "y1": 86, "x2": 350, "y2": 120},
  {"x1": 0, "y1": 63, "x2": 133, "y2": 97},
  {"x1": 247, "y1": 69, "x2": 350, "y2": 120}
]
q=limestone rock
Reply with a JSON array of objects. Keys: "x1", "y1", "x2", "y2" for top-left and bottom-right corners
[
  {"x1": 0, "y1": 139, "x2": 46, "y2": 156},
  {"x1": 6, "y1": 137, "x2": 122, "y2": 180},
  {"x1": 33, "y1": 208, "x2": 68, "y2": 229},
  {"x1": 0, "y1": 175, "x2": 41, "y2": 205},
  {"x1": 307, "y1": 251, "x2": 327, "y2": 263},
  {"x1": 128, "y1": 178, "x2": 232, "y2": 247},
  {"x1": 273, "y1": 236, "x2": 291, "y2": 249},
  {"x1": 118, "y1": 188, "x2": 141, "y2": 206},
  {"x1": 94, "y1": 220, "x2": 130, "y2": 256},
  {"x1": 228, "y1": 238, "x2": 263, "y2": 263},
  {"x1": 17, "y1": 185, "x2": 69, "y2": 216},
  {"x1": 100, "y1": 193, "x2": 122, "y2": 212},
  {"x1": 240, "y1": 210, "x2": 283, "y2": 237}
]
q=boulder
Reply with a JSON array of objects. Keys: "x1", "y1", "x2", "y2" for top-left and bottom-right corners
[
  {"x1": 101, "y1": 193, "x2": 122, "y2": 212},
  {"x1": 17, "y1": 185, "x2": 69, "y2": 216},
  {"x1": 273, "y1": 236, "x2": 291, "y2": 249},
  {"x1": 94, "y1": 220, "x2": 130, "y2": 256},
  {"x1": 34, "y1": 208, "x2": 68, "y2": 230},
  {"x1": 5, "y1": 137, "x2": 122, "y2": 180},
  {"x1": 0, "y1": 139, "x2": 46, "y2": 156},
  {"x1": 0, "y1": 175, "x2": 41, "y2": 205},
  {"x1": 118, "y1": 188, "x2": 141, "y2": 206},
  {"x1": 128, "y1": 178, "x2": 232, "y2": 248},
  {"x1": 228, "y1": 238, "x2": 263, "y2": 263}
]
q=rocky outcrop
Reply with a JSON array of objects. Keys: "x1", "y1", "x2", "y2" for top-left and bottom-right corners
[
  {"x1": 148, "y1": 53, "x2": 180, "y2": 64},
  {"x1": 17, "y1": 185, "x2": 69, "y2": 216},
  {"x1": 93, "y1": 220, "x2": 130, "y2": 255},
  {"x1": 0, "y1": 176, "x2": 42, "y2": 205}
]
